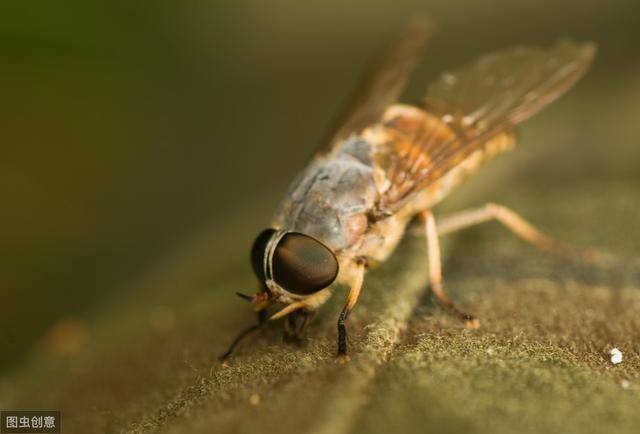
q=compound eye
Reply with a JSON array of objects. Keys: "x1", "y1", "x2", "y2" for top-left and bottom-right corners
[
  {"x1": 272, "y1": 232, "x2": 339, "y2": 295},
  {"x1": 250, "y1": 228, "x2": 276, "y2": 281}
]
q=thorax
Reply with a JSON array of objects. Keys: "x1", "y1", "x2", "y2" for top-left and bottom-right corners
[
  {"x1": 271, "y1": 104, "x2": 515, "y2": 282},
  {"x1": 271, "y1": 137, "x2": 378, "y2": 255}
]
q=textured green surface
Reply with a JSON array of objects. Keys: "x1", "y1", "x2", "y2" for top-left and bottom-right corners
[
  {"x1": 3, "y1": 129, "x2": 640, "y2": 433},
  {"x1": 2, "y1": 1, "x2": 640, "y2": 433},
  {"x1": 4, "y1": 179, "x2": 640, "y2": 434}
]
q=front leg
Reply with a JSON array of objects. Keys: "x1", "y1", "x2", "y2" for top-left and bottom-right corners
[
  {"x1": 283, "y1": 309, "x2": 314, "y2": 344},
  {"x1": 219, "y1": 309, "x2": 267, "y2": 363},
  {"x1": 336, "y1": 259, "x2": 366, "y2": 363}
]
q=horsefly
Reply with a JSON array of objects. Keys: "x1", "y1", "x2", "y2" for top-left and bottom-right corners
[{"x1": 220, "y1": 17, "x2": 596, "y2": 363}]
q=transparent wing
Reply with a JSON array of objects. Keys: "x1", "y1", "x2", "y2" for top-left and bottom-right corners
[
  {"x1": 316, "y1": 16, "x2": 432, "y2": 156},
  {"x1": 378, "y1": 40, "x2": 596, "y2": 210},
  {"x1": 425, "y1": 39, "x2": 596, "y2": 134}
]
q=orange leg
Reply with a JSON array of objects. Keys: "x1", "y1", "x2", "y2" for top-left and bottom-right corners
[
  {"x1": 421, "y1": 202, "x2": 595, "y2": 328},
  {"x1": 422, "y1": 210, "x2": 480, "y2": 328},
  {"x1": 336, "y1": 260, "x2": 366, "y2": 363},
  {"x1": 436, "y1": 202, "x2": 593, "y2": 259}
]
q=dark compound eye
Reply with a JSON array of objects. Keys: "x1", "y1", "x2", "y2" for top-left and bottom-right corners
[
  {"x1": 250, "y1": 228, "x2": 276, "y2": 281},
  {"x1": 272, "y1": 232, "x2": 339, "y2": 295}
]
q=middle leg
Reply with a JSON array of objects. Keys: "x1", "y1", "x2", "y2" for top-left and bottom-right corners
[{"x1": 422, "y1": 209, "x2": 480, "y2": 329}]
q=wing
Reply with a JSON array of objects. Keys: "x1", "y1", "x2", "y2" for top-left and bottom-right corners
[
  {"x1": 375, "y1": 39, "x2": 596, "y2": 211},
  {"x1": 316, "y1": 16, "x2": 432, "y2": 156}
]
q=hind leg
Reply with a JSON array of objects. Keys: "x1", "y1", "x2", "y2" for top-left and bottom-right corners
[{"x1": 436, "y1": 202, "x2": 595, "y2": 260}]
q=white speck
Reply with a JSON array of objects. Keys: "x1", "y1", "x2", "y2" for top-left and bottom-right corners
[
  {"x1": 442, "y1": 114, "x2": 454, "y2": 123},
  {"x1": 485, "y1": 347, "x2": 495, "y2": 356},
  {"x1": 620, "y1": 380, "x2": 631, "y2": 389},
  {"x1": 442, "y1": 73, "x2": 457, "y2": 85},
  {"x1": 249, "y1": 393, "x2": 261, "y2": 406},
  {"x1": 462, "y1": 115, "x2": 475, "y2": 126},
  {"x1": 610, "y1": 348, "x2": 623, "y2": 365}
]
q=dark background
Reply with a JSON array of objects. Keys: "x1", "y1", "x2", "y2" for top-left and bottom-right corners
[{"x1": 1, "y1": 0, "x2": 639, "y2": 374}]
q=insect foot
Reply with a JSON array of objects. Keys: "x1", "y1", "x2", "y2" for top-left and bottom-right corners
[
  {"x1": 336, "y1": 354, "x2": 352, "y2": 364},
  {"x1": 464, "y1": 316, "x2": 481, "y2": 329}
]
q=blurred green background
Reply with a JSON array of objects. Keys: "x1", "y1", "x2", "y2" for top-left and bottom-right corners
[{"x1": 1, "y1": 0, "x2": 639, "y2": 397}]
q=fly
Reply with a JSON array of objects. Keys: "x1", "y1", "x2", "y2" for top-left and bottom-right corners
[{"x1": 220, "y1": 17, "x2": 596, "y2": 363}]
